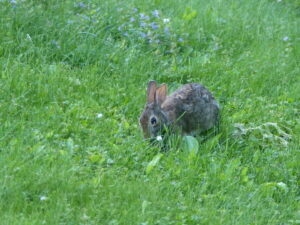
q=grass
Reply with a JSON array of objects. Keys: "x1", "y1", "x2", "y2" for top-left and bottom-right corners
[{"x1": 0, "y1": 0, "x2": 299, "y2": 224}]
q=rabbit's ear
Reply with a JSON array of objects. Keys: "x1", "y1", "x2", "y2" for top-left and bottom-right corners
[
  {"x1": 155, "y1": 83, "x2": 167, "y2": 106},
  {"x1": 147, "y1": 80, "x2": 157, "y2": 104}
]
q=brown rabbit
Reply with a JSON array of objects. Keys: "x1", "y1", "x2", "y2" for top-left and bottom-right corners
[{"x1": 139, "y1": 81, "x2": 220, "y2": 139}]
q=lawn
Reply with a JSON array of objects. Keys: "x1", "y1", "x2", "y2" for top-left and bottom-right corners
[{"x1": 0, "y1": 0, "x2": 299, "y2": 224}]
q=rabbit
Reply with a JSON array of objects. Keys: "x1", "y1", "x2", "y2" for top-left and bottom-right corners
[{"x1": 139, "y1": 80, "x2": 220, "y2": 139}]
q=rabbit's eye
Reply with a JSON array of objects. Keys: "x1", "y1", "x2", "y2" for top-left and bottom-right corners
[{"x1": 150, "y1": 117, "x2": 157, "y2": 125}]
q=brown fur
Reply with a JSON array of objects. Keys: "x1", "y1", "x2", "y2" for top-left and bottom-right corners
[{"x1": 139, "y1": 81, "x2": 220, "y2": 139}]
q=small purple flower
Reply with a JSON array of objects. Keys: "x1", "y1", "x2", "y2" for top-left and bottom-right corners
[
  {"x1": 283, "y1": 36, "x2": 289, "y2": 41},
  {"x1": 78, "y1": 2, "x2": 85, "y2": 8},
  {"x1": 178, "y1": 37, "x2": 184, "y2": 42},
  {"x1": 123, "y1": 32, "x2": 129, "y2": 37},
  {"x1": 81, "y1": 15, "x2": 90, "y2": 21},
  {"x1": 11, "y1": 0, "x2": 16, "y2": 7},
  {"x1": 133, "y1": 8, "x2": 138, "y2": 13},
  {"x1": 152, "y1": 10, "x2": 159, "y2": 18},
  {"x1": 130, "y1": 17, "x2": 135, "y2": 22},
  {"x1": 155, "y1": 39, "x2": 160, "y2": 44},
  {"x1": 140, "y1": 32, "x2": 147, "y2": 38},
  {"x1": 164, "y1": 27, "x2": 170, "y2": 35},
  {"x1": 51, "y1": 40, "x2": 61, "y2": 49},
  {"x1": 151, "y1": 22, "x2": 159, "y2": 30},
  {"x1": 213, "y1": 45, "x2": 219, "y2": 51},
  {"x1": 145, "y1": 15, "x2": 150, "y2": 20},
  {"x1": 140, "y1": 21, "x2": 147, "y2": 27},
  {"x1": 118, "y1": 24, "x2": 125, "y2": 31},
  {"x1": 140, "y1": 13, "x2": 146, "y2": 19}
]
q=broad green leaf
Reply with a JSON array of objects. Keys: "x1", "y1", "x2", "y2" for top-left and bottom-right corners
[
  {"x1": 182, "y1": 136, "x2": 199, "y2": 155},
  {"x1": 146, "y1": 153, "x2": 163, "y2": 174},
  {"x1": 183, "y1": 8, "x2": 198, "y2": 21},
  {"x1": 89, "y1": 154, "x2": 104, "y2": 163}
]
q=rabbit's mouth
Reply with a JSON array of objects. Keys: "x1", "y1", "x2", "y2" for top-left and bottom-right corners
[
  {"x1": 150, "y1": 125, "x2": 164, "y2": 138},
  {"x1": 150, "y1": 124, "x2": 169, "y2": 141}
]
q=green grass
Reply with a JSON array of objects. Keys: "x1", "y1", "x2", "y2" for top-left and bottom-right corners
[{"x1": 0, "y1": 0, "x2": 299, "y2": 224}]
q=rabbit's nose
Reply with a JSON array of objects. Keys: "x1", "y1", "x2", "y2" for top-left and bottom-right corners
[{"x1": 151, "y1": 117, "x2": 157, "y2": 125}]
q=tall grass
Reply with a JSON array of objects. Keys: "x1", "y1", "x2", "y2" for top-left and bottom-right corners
[{"x1": 0, "y1": 0, "x2": 299, "y2": 224}]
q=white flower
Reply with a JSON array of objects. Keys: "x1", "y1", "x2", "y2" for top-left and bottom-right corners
[
  {"x1": 26, "y1": 34, "x2": 32, "y2": 42},
  {"x1": 213, "y1": 44, "x2": 219, "y2": 51},
  {"x1": 156, "y1": 136, "x2": 163, "y2": 141},
  {"x1": 277, "y1": 182, "x2": 289, "y2": 192},
  {"x1": 163, "y1": 18, "x2": 170, "y2": 23},
  {"x1": 82, "y1": 213, "x2": 90, "y2": 220},
  {"x1": 283, "y1": 36, "x2": 289, "y2": 41},
  {"x1": 96, "y1": 113, "x2": 103, "y2": 118},
  {"x1": 107, "y1": 158, "x2": 114, "y2": 164},
  {"x1": 40, "y1": 196, "x2": 48, "y2": 201},
  {"x1": 152, "y1": 10, "x2": 159, "y2": 18}
]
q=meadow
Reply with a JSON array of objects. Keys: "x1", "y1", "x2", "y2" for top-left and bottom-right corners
[{"x1": 0, "y1": 0, "x2": 299, "y2": 224}]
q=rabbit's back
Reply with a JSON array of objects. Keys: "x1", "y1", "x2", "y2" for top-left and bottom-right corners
[{"x1": 161, "y1": 83, "x2": 219, "y2": 134}]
